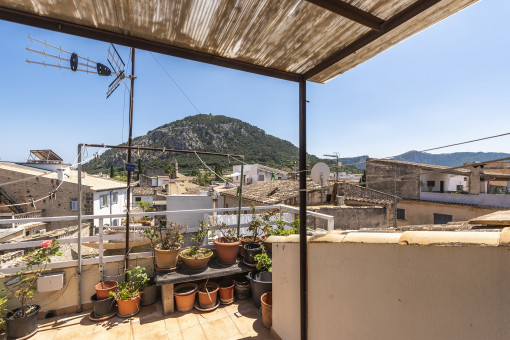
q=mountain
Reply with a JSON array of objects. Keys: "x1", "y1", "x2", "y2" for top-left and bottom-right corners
[
  {"x1": 337, "y1": 151, "x2": 510, "y2": 170},
  {"x1": 83, "y1": 114, "x2": 320, "y2": 174}
]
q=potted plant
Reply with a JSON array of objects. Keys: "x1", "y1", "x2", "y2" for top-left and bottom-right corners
[
  {"x1": 263, "y1": 218, "x2": 299, "y2": 253},
  {"x1": 214, "y1": 222, "x2": 240, "y2": 265},
  {"x1": 140, "y1": 225, "x2": 158, "y2": 306},
  {"x1": 218, "y1": 279, "x2": 235, "y2": 304},
  {"x1": 233, "y1": 275, "x2": 251, "y2": 300},
  {"x1": 261, "y1": 291, "x2": 272, "y2": 329},
  {"x1": 154, "y1": 221, "x2": 185, "y2": 270},
  {"x1": 179, "y1": 222, "x2": 212, "y2": 270},
  {"x1": 109, "y1": 266, "x2": 148, "y2": 316},
  {"x1": 248, "y1": 252, "x2": 272, "y2": 308},
  {"x1": 240, "y1": 206, "x2": 268, "y2": 257},
  {"x1": 174, "y1": 282, "x2": 198, "y2": 312},
  {"x1": 4, "y1": 239, "x2": 61, "y2": 340},
  {"x1": 197, "y1": 280, "x2": 219, "y2": 309}
]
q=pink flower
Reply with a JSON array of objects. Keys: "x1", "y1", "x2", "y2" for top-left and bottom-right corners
[{"x1": 41, "y1": 240, "x2": 52, "y2": 248}]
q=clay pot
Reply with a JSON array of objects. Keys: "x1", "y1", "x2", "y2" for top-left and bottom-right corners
[
  {"x1": 197, "y1": 282, "x2": 219, "y2": 309},
  {"x1": 218, "y1": 280, "x2": 235, "y2": 304},
  {"x1": 175, "y1": 283, "x2": 198, "y2": 312},
  {"x1": 179, "y1": 248, "x2": 213, "y2": 270},
  {"x1": 244, "y1": 243, "x2": 262, "y2": 264},
  {"x1": 234, "y1": 276, "x2": 251, "y2": 300},
  {"x1": 214, "y1": 238, "x2": 240, "y2": 265},
  {"x1": 155, "y1": 244, "x2": 181, "y2": 269},
  {"x1": 261, "y1": 292, "x2": 272, "y2": 329},
  {"x1": 116, "y1": 295, "x2": 140, "y2": 316},
  {"x1": 95, "y1": 281, "x2": 118, "y2": 300},
  {"x1": 141, "y1": 279, "x2": 158, "y2": 306}
]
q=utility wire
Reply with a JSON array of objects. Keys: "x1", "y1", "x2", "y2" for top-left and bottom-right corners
[
  {"x1": 149, "y1": 52, "x2": 202, "y2": 115},
  {"x1": 341, "y1": 132, "x2": 510, "y2": 168}
]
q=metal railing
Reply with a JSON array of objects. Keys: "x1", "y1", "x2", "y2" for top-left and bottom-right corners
[{"x1": 0, "y1": 204, "x2": 334, "y2": 276}]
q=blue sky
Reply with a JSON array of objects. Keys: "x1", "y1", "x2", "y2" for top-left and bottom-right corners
[{"x1": 1, "y1": 0, "x2": 509, "y2": 164}]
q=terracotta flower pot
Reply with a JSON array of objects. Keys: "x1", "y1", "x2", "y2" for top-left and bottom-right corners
[
  {"x1": 155, "y1": 244, "x2": 181, "y2": 269},
  {"x1": 179, "y1": 248, "x2": 213, "y2": 270},
  {"x1": 261, "y1": 292, "x2": 272, "y2": 329},
  {"x1": 214, "y1": 238, "x2": 240, "y2": 265},
  {"x1": 197, "y1": 282, "x2": 219, "y2": 309},
  {"x1": 116, "y1": 295, "x2": 140, "y2": 316},
  {"x1": 175, "y1": 283, "x2": 198, "y2": 312},
  {"x1": 95, "y1": 280, "x2": 118, "y2": 300},
  {"x1": 218, "y1": 280, "x2": 235, "y2": 304}
]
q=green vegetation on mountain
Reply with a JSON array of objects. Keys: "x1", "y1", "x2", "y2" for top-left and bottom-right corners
[{"x1": 83, "y1": 114, "x2": 320, "y2": 174}]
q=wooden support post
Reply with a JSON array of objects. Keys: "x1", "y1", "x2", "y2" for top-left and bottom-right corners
[{"x1": 161, "y1": 283, "x2": 175, "y2": 315}]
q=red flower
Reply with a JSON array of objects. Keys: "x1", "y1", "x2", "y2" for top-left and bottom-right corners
[{"x1": 41, "y1": 240, "x2": 52, "y2": 248}]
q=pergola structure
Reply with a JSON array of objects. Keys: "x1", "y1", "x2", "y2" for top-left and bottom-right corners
[{"x1": 0, "y1": 1, "x2": 479, "y2": 338}]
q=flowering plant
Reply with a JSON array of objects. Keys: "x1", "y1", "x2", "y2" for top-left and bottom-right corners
[{"x1": 4, "y1": 239, "x2": 61, "y2": 318}]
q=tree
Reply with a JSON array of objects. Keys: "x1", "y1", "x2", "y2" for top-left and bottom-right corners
[
  {"x1": 214, "y1": 163, "x2": 223, "y2": 181},
  {"x1": 359, "y1": 170, "x2": 366, "y2": 187},
  {"x1": 137, "y1": 159, "x2": 143, "y2": 180},
  {"x1": 110, "y1": 165, "x2": 115, "y2": 178},
  {"x1": 164, "y1": 164, "x2": 176, "y2": 177}
]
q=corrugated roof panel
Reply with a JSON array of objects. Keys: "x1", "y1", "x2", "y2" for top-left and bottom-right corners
[{"x1": 0, "y1": 0, "x2": 479, "y2": 83}]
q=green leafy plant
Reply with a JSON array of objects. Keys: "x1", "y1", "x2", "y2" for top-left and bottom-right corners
[
  {"x1": 142, "y1": 225, "x2": 159, "y2": 272},
  {"x1": 254, "y1": 253, "x2": 272, "y2": 272},
  {"x1": 0, "y1": 295, "x2": 8, "y2": 332},
  {"x1": 4, "y1": 239, "x2": 61, "y2": 318},
  {"x1": 109, "y1": 266, "x2": 148, "y2": 301},
  {"x1": 181, "y1": 222, "x2": 212, "y2": 259},
  {"x1": 269, "y1": 218, "x2": 299, "y2": 237},
  {"x1": 216, "y1": 222, "x2": 238, "y2": 243},
  {"x1": 157, "y1": 221, "x2": 186, "y2": 250}
]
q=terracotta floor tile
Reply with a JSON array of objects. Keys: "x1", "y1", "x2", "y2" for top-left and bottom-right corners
[
  {"x1": 164, "y1": 314, "x2": 181, "y2": 333},
  {"x1": 132, "y1": 317, "x2": 168, "y2": 340},
  {"x1": 181, "y1": 324, "x2": 208, "y2": 340},
  {"x1": 200, "y1": 317, "x2": 241, "y2": 340},
  {"x1": 134, "y1": 302, "x2": 163, "y2": 321},
  {"x1": 177, "y1": 311, "x2": 200, "y2": 330},
  {"x1": 32, "y1": 328, "x2": 57, "y2": 340},
  {"x1": 223, "y1": 300, "x2": 257, "y2": 316},
  {"x1": 230, "y1": 310, "x2": 266, "y2": 335},
  {"x1": 196, "y1": 307, "x2": 229, "y2": 324},
  {"x1": 92, "y1": 321, "x2": 133, "y2": 340}
]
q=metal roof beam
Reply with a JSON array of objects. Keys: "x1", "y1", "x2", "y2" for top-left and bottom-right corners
[
  {"x1": 304, "y1": 0, "x2": 383, "y2": 31},
  {"x1": 0, "y1": 7, "x2": 301, "y2": 82},
  {"x1": 304, "y1": 0, "x2": 441, "y2": 80}
]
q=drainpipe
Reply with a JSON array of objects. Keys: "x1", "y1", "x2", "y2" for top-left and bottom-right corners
[
  {"x1": 298, "y1": 77, "x2": 307, "y2": 340},
  {"x1": 77, "y1": 144, "x2": 83, "y2": 312}
]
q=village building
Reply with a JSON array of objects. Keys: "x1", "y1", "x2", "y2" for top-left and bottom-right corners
[
  {"x1": 0, "y1": 150, "x2": 129, "y2": 230},
  {"x1": 229, "y1": 164, "x2": 287, "y2": 185},
  {"x1": 365, "y1": 158, "x2": 510, "y2": 226}
]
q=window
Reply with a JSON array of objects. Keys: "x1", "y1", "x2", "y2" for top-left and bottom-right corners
[
  {"x1": 433, "y1": 213, "x2": 453, "y2": 224},
  {"x1": 112, "y1": 219, "x2": 118, "y2": 226},
  {"x1": 456, "y1": 185, "x2": 464, "y2": 191},
  {"x1": 258, "y1": 174, "x2": 265, "y2": 181},
  {"x1": 397, "y1": 208, "x2": 406, "y2": 220},
  {"x1": 112, "y1": 192, "x2": 118, "y2": 204},
  {"x1": 135, "y1": 197, "x2": 141, "y2": 202},
  {"x1": 100, "y1": 194, "x2": 108, "y2": 208},
  {"x1": 427, "y1": 181, "x2": 435, "y2": 187},
  {"x1": 71, "y1": 200, "x2": 78, "y2": 211}
]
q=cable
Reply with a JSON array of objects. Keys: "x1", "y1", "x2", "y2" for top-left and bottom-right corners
[
  {"x1": 149, "y1": 52, "x2": 202, "y2": 115},
  {"x1": 340, "y1": 132, "x2": 510, "y2": 168},
  {"x1": 193, "y1": 151, "x2": 235, "y2": 185}
]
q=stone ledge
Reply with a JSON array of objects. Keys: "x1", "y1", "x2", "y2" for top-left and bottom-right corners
[
  {"x1": 343, "y1": 232, "x2": 401, "y2": 244},
  {"x1": 398, "y1": 231, "x2": 500, "y2": 247}
]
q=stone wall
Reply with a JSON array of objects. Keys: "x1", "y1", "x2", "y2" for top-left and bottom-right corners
[
  {"x1": 307, "y1": 205, "x2": 389, "y2": 229},
  {"x1": 0, "y1": 169, "x2": 94, "y2": 230},
  {"x1": 366, "y1": 159, "x2": 421, "y2": 199}
]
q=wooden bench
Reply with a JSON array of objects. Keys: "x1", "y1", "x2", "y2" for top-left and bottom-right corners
[{"x1": 155, "y1": 259, "x2": 253, "y2": 315}]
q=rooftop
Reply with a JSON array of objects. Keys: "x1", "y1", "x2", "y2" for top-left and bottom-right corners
[{"x1": 0, "y1": 162, "x2": 126, "y2": 191}]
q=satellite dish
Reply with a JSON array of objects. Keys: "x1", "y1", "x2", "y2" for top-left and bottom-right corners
[{"x1": 311, "y1": 162, "x2": 330, "y2": 185}]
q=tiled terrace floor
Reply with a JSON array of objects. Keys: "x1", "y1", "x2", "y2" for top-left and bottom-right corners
[{"x1": 33, "y1": 299, "x2": 272, "y2": 340}]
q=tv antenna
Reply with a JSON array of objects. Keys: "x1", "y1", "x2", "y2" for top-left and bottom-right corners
[
  {"x1": 26, "y1": 34, "x2": 131, "y2": 98},
  {"x1": 26, "y1": 34, "x2": 138, "y2": 277}
]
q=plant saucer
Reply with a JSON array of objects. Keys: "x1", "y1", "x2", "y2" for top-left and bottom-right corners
[
  {"x1": 194, "y1": 299, "x2": 220, "y2": 312},
  {"x1": 242, "y1": 259, "x2": 257, "y2": 268},
  {"x1": 89, "y1": 309, "x2": 117, "y2": 322},
  {"x1": 155, "y1": 264, "x2": 179, "y2": 273},
  {"x1": 117, "y1": 308, "x2": 140, "y2": 318}
]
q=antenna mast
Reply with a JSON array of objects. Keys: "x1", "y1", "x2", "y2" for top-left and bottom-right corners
[{"x1": 125, "y1": 47, "x2": 135, "y2": 278}]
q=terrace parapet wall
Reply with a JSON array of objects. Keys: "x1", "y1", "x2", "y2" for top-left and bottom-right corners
[{"x1": 271, "y1": 228, "x2": 510, "y2": 340}]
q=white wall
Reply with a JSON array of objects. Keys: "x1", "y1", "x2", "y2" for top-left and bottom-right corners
[
  {"x1": 420, "y1": 191, "x2": 510, "y2": 208},
  {"x1": 133, "y1": 195, "x2": 154, "y2": 206},
  {"x1": 421, "y1": 173, "x2": 467, "y2": 192},
  {"x1": 93, "y1": 189, "x2": 128, "y2": 226},
  {"x1": 166, "y1": 194, "x2": 213, "y2": 228},
  {"x1": 272, "y1": 231, "x2": 510, "y2": 340}
]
